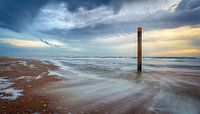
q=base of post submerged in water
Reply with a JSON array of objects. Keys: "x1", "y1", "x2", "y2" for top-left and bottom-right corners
[{"x1": 137, "y1": 27, "x2": 142, "y2": 72}]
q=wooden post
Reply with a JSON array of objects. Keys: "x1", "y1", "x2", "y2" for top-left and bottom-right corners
[{"x1": 137, "y1": 27, "x2": 142, "y2": 72}]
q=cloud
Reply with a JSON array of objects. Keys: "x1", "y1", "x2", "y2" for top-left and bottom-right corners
[
  {"x1": 143, "y1": 25, "x2": 200, "y2": 42},
  {"x1": 0, "y1": 0, "x2": 144, "y2": 32},
  {"x1": 87, "y1": 25, "x2": 200, "y2": 56},
  {"x1": 27, "y1": 0, "x2": 183, "y2": 41},
  {"x1": 39, "y1": 39, "x2": 64, "y2": 47},
  {"x1": 1, "y1": 0, "x2": 198, "y2": 36},
  {"x1": 176, "y1": 0, "x2": 200, "y2": 11},
  {"x1": 34, "y1": 0, "x2": 182, "y2": 31},
  {"x1": 90, "y1": 25, "x2": 200, "y2": 45},
  {"x1": 150, "y1": 49, "x2": 200, "y2": 57},
  {"x1": 55, "y1": 0, "x2": 150, "y2": 13},
  {"x1": 30, "y1": 3, "x2": 114, "y2": 31},
  {"x1": 0, "y1": 39, "x2": 47, "y2": 48},
  {"x1": 0, "y1": 0, "x2": 50, "y2": 32},
  {"x1": 146, "y1": 0, "x2": 200, "y2": 28},
  {"x1": 0, "y1": 0, "x2": 200, "y2": 57},
  {"x1": 90, "y1": 33, "x2": 136, "y2": 46}
]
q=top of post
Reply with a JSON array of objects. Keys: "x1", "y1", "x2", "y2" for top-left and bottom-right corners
[{"x1": 137, "y1": 27, "x2": 142, "y2": 32}]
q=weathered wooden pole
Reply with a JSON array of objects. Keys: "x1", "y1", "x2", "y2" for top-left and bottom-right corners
[{"x1": 137, "y1": 27, "x2": 142, "y2": 72}]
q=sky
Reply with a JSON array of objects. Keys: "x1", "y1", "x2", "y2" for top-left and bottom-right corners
[{"x1": 0, "y1": 0, "x2": 200, "y2": 57}]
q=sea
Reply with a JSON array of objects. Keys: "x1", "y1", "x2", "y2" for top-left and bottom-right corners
[{"x1": 25, "y1": 57, "x2": 200, "y2": 113}]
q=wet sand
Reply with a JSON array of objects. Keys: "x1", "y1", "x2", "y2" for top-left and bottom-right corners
[
  {"x1": 1, "y1": 57, "x2": 200, "y2": 114},
  {"x1": 0, "y1": 57, "x2": 62, "y2": 113}
]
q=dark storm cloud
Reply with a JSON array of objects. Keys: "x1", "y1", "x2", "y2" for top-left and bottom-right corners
[
  {"x1": 176, "y1": 0, "x2": 200, "y2": 11},
  {"x1": 172, "y1": 0, "x2": 199, "y2": 26},
  {"x1": 0, "y1": 0, "x2": 50, "y2": 32},
  {"x1": 152, "y1": 0, "x2": 200, "y2": 27},
  {"x1": 48, "y1": 0, "x2": 200, "y2": 38},
  {"x1": 61, "y1": 0, "x2": 147, "y2": 13},
  {"x1": 0, "y1": 0, "x2": 147, "y2": 32},
  {"x1": 165, "y1": 7, "x2": 200, "y2": 25},
  {"x1": 0, "y1": 0, "x2": 200, "y2": 38},
  {"x1": 61, "y1": 0, "x2": 111, "y2": 12}
]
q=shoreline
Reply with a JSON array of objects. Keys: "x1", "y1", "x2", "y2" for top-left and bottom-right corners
[{"x1": 1, "y1": 57, "x2": 200, "y2": 114}]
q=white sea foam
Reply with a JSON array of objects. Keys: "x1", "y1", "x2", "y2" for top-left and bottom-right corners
[
  {"x1": 35, "y1": 72, "x2": 46, "y2": 79},
  {"x1": 46, "y1": 59, "x2": 98, "y2": 79},
  {"x1": 19, "y1": 60, "x2": 35, "y2": 68},
  {"x1": 150, "y1": 90, "x2": 200, "y2": 114},
  {"x1": 0, "y1": 77, "x2": 23, "y2": 100},
  {"x1": 16, "y1": 76, "x2": 33, "y2": 80},
  {"x1": 37, "y1": 57, "x2": 200, "y2": 113},
  {"x1": 48, "y1": 70, "x2": 64, "y2": 77},
  {"x1": 16, "y1": 72, "x2": 46, "y2": 81},
  {"x1": 19, "y1": 60, "x2": 28, "y2": 66}
]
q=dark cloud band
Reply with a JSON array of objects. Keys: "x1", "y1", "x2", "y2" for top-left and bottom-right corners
[{"x1": 0, "y1": 0, "x2": 200, "y2": 35}]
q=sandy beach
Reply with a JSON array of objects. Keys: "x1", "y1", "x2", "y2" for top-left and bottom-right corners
[
  {"x1": 0, "y1": 57, "x2": 200, "y2": 114},
  {"x1": 0, "y1": 57, "x2": 62, "y2": 113}
]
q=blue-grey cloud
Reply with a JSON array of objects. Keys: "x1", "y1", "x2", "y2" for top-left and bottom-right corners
[
  {"x1": 39, "y1": 38, "x2": 61, "y2": 47},
  {"x1": 176, "y1": 0, "x2": 200, "y2": 11},
  {"x1": 0, "y1": 0, "x2": 200, "y2": 48},
  {"x1": 0, "y1": 0, "x2": 147, "y2": 32},
  {"x1": 40, "y1": 0, "x2": 200, "y2": 38},
  {"x1": 0, "y1": 0, "x2": 50, "y2": 32},
  {"x1": 62, "y1": 0, "x2": 147, "y2": 13},
  {"x1": 158, "y1": 0, "x2": 200, "y2": 26}
]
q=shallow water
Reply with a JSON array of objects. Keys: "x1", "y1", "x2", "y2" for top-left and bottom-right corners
[{"x1": 38, "y1": 57, "x2": 200, "y2": 114}]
